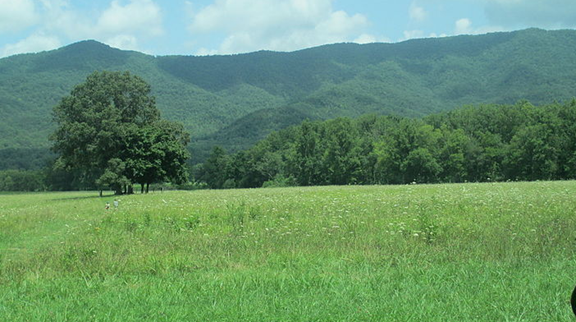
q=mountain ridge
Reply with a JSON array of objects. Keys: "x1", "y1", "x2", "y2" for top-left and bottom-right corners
[{"x1": 1, "y1": 28, "x2": 576, "y2": 168}]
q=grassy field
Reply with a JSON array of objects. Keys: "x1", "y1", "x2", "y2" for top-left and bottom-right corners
[{"x1": 1, "y1": 181, "x2": 575, "y2": 321}]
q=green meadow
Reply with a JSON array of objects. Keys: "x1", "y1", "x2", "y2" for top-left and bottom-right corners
[{"x1": 1, "y1": 181, "x2": 575, "y2": 321}]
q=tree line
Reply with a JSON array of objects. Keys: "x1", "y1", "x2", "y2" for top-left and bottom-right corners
[
  {"x1": 1, "y1": 91, "x2": 575, "y2": 192},
  {"x1": 196, "y1": 100, "x2": 576, "y2": 188}
]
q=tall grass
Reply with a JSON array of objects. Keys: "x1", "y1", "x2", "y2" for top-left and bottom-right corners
[{"x1": 1, "y1": 182, "x2": 575, "y2": 321}]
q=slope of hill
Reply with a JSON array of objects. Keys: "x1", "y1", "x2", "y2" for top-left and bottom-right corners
[{"x1": 1, "y1": 28, "x2": 576, "y2": 168}]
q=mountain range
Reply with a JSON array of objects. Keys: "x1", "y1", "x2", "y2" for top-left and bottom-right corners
[{"x1": 1, "y1": 28, "x2": 576, "y2": 169}]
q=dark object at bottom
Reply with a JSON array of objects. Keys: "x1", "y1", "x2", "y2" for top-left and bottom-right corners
[{"x1": 571, "y1": 284, "x2": 576, "y2": 316}]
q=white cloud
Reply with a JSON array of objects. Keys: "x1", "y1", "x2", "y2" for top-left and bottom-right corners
[
  {"x1": 105, "y1": 34, "x2": 139, "y2": 51},
  {"x1": 428, "y1": 32, "x2": 448, "y2": 38},
  {"x1": 402, "y1": 30, "x2": 425, "y2": 40},
  {"x1": 354, "y1": 34, "x2": 390, "y2": 44},
  {"x1": 354, "y1": 34, "x2": 375, "y2": 44},
  {"x1": 188, "y1": 0, "x2": 372, "y2": 54},
  {"x1": 3, "y1": 0, "x2": 165, "y2": 54},
  {"x1": 96, "y1": 0, "x2": 163, "y2": 37},
  {"x1": 454, "y1": 18, "x2": 505, "y2": 36},
  {"x1": 196, "y1": 47, "x2": 219, "y2": 56},
  {"x1": 455, "y1": 18, "x2": 472, "y2": 35},
  {"x1": 0, "y1": 0, "x2": 37, "y2": 33},
  {"x1": 409, "y1": 3, "x2": 427, "y2": 22},
  {"x1": 40, "y1": 2, "x2": 91, "y2": 40},
  {"x1": 402, "y1": 29, "x2": 450, "y2": 42},
  {"x1": 1, "y1": 32, "x2": 61, "y2": 57}
]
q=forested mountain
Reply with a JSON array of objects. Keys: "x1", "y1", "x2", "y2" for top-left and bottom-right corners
[{"x1": 2, "y1": 28, "x2": 576, "y2": 169}]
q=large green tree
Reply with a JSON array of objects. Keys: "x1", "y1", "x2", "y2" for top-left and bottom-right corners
[{"x1": 51, "y1": 71, "x2": 190, "y2": 194}]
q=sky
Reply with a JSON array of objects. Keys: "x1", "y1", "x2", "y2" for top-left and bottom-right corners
[{"x1": 1, "y1": 0, "x2": 575, "y2": 58}]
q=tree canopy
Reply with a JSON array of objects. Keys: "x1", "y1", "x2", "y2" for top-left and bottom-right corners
[
  {"x1": 51, "y1": 71, "x2": 190, "y2": 194},
  {"x1": 196, "y1": 100, "x2": 576, "y2": 188}
]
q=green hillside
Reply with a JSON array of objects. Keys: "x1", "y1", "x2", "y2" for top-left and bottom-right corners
[{"x1": 1, "y1": 28, "x2": 576, "y2": 168}]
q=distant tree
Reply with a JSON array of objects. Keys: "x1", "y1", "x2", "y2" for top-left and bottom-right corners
[
  {"x1": 0, "y1": 170, "x2": 45, "y2": 192},
  {"x1": 199, "y1": 146, "x2": 230, "y2": 189},
  {"x1": 321, "y1": 118, "x2": 361, "y2": 185},
  {"x1": 556, "y1": 100, "x2": 576, "y2": 178},
  {"x1": 373, "y1": 119, "x2": 419, "y2": 184},
  {"x1": 505, "y1": 123, "x2": 561, "y2": 181},
  {"x1": 438, "y1": 127, "x2": 468, "y2": 182},
  {"x1": 288, "y1": 120, "x2": 323, "y2": 186},
  {"x1": 95, "y1": 158, "x2": 130, "y2": 195},
  {"x1": 51, "y1": 71, "x2": 190, "y2": 194},
  {"x1": 403, "y1": 147, "x2": 441, "y2": 183},
  {"x1": 123, "y1": 121, "x2": 190, "y2": 193}
]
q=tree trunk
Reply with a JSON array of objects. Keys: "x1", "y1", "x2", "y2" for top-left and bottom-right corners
[
  {"x1": 127, "y1": 185, "x2": 134, "y2": 194},
  {"x1": 114, "y1": 185, "x2": 123, "y2": 195},
  {"x1": 99, "y1": 190, "x2": 103, "y2": 197},
  {"x1": 141, "y1": 184, "x2": 145, "y2": 194},
  {"x1": 145, "y1": 183, "x2": 150, "y2": 194}
]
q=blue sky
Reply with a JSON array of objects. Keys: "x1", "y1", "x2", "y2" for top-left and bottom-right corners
[{"x1": 1, "y1": 0, "x2": 575, "y2": 58}]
